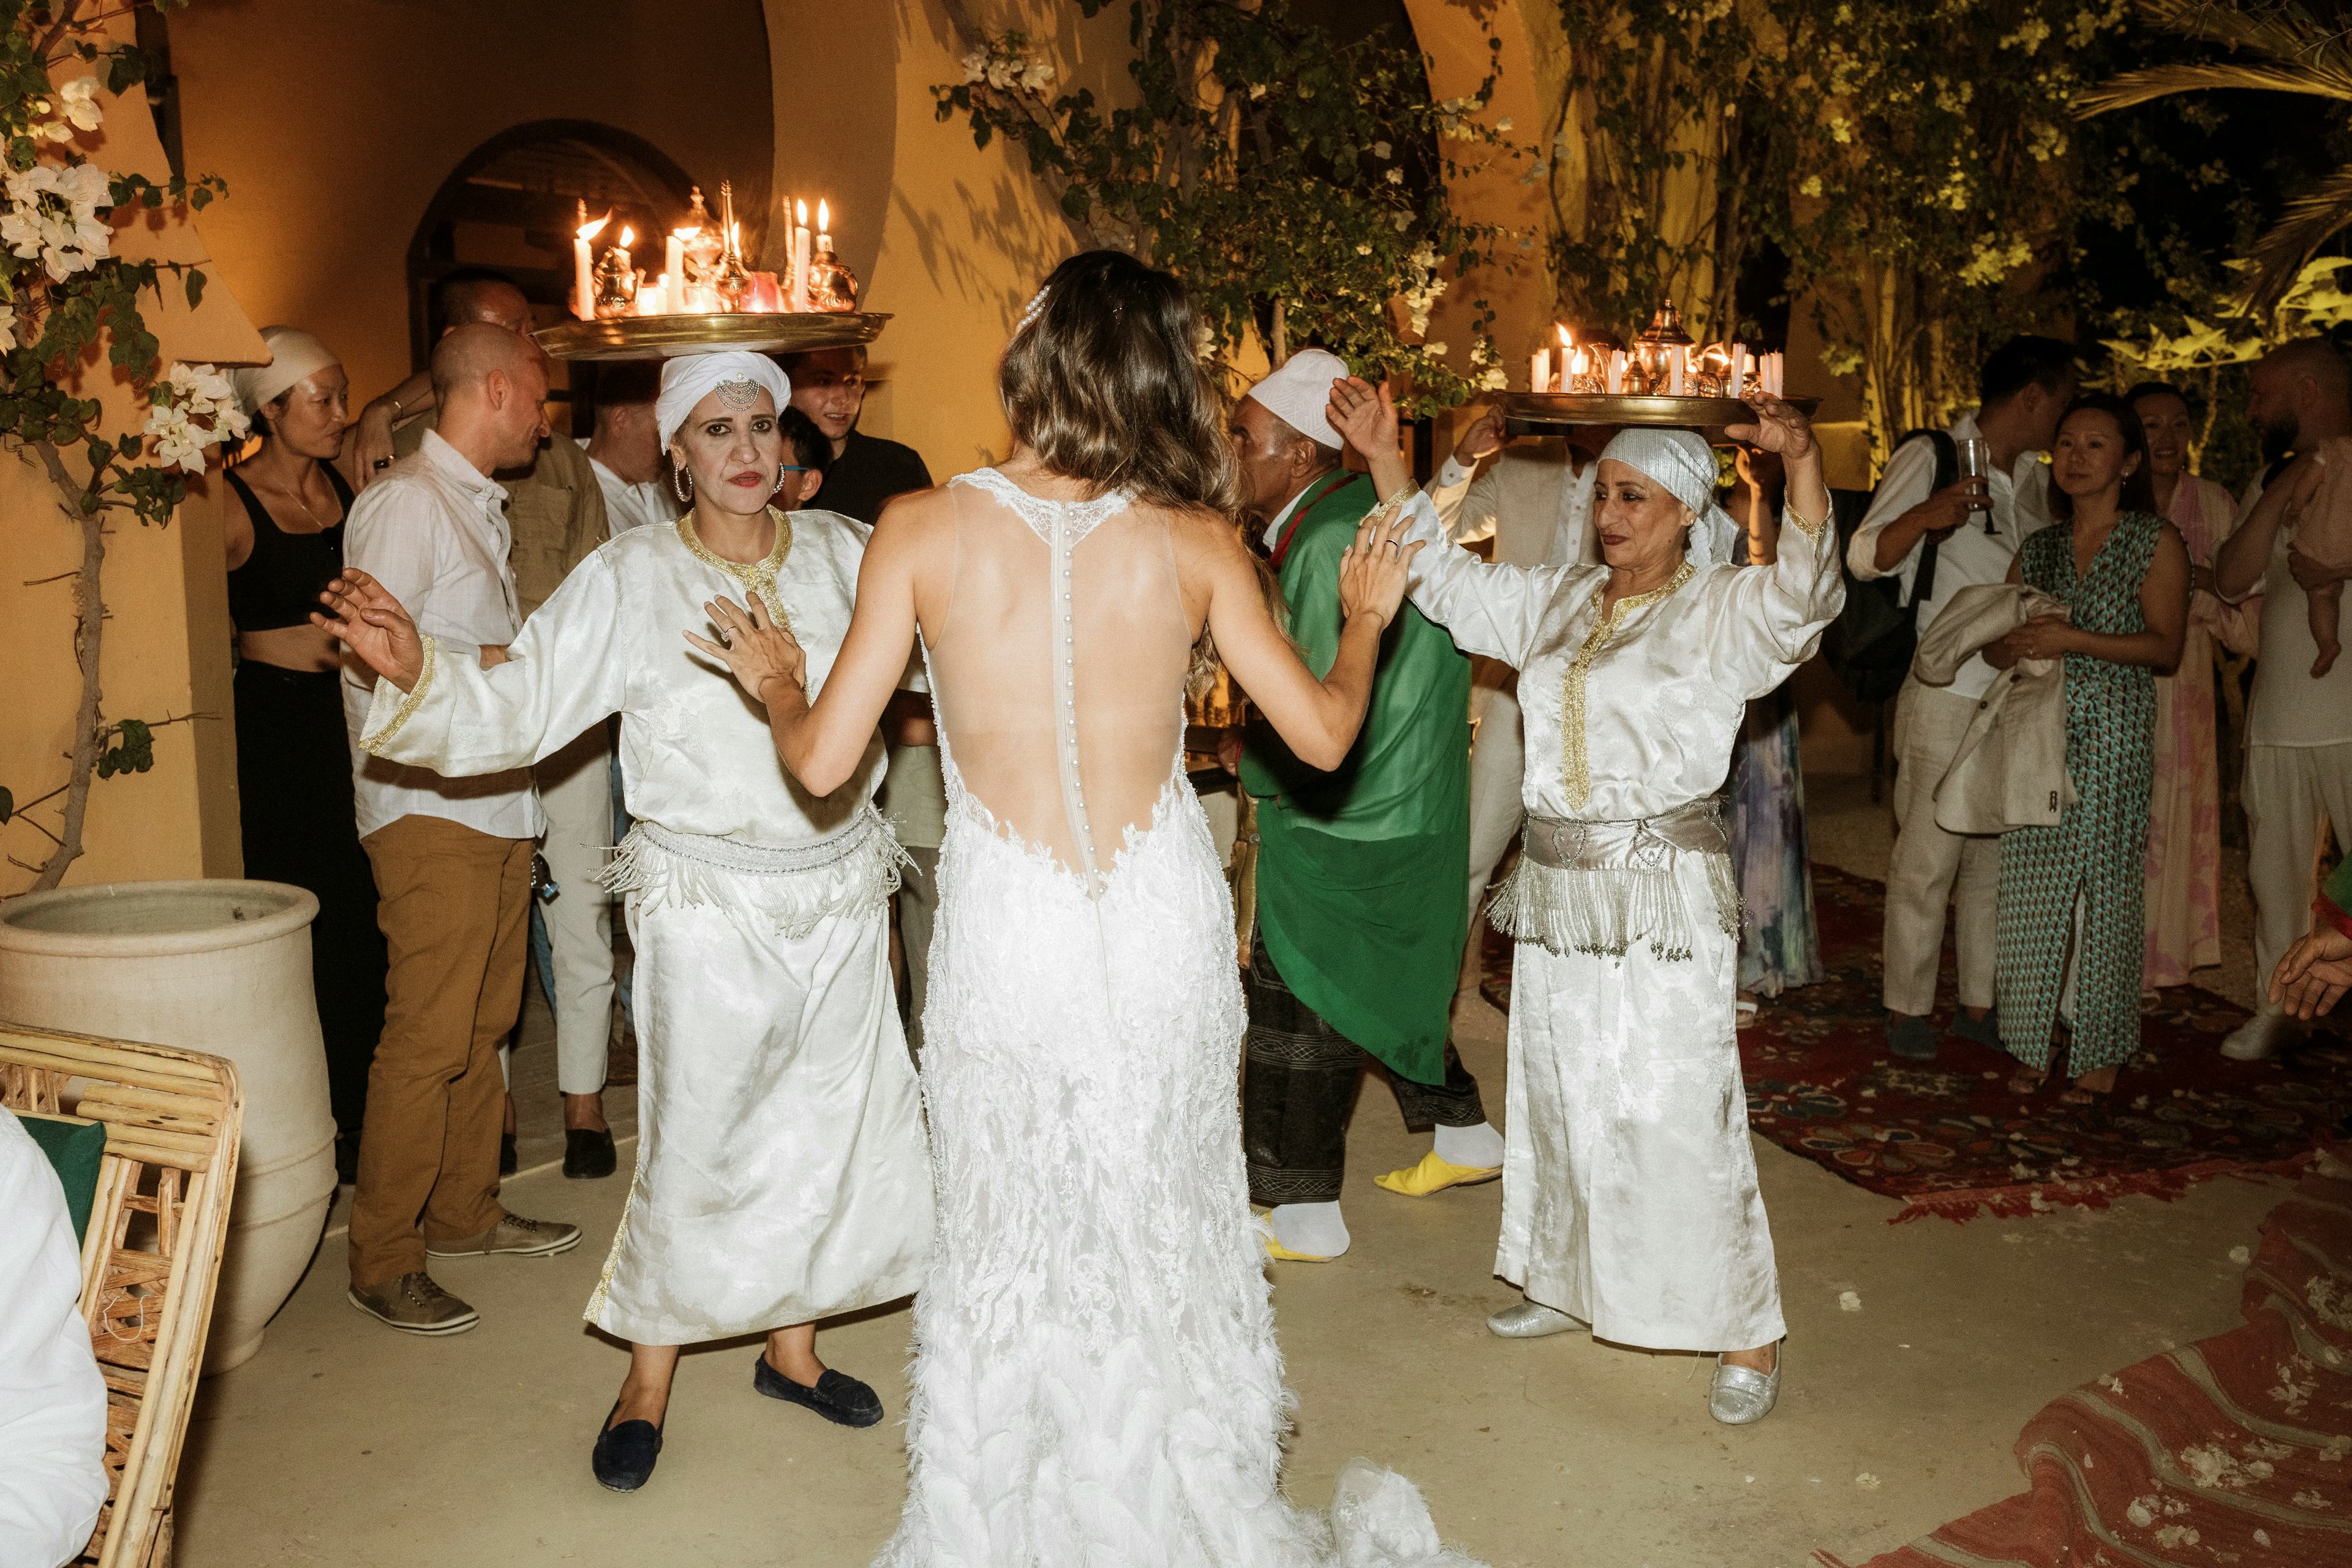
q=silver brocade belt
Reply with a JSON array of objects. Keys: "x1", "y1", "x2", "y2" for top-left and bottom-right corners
[
  {"x1": 1488, "y1": 799, "x2": 1739, "y2": 963},
  {"x1": 628, "y1": 812, "x2": 881, "y2": 876},
  {"x1": 1515, "y1": 799, "x2": 1730, "y2": 872}
]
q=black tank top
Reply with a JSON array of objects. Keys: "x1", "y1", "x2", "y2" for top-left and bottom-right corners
[{"x1": 225, "y1": 465, "x2": 353, "y2": 631}]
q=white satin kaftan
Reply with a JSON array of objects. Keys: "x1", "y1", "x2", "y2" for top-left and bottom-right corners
[
  {"x1": 1397, "y1": 488, "x2": 1842, "y2": 1351},
  {"x1": 359, "y1": 509, "x2": 932, "y2": 1344}
]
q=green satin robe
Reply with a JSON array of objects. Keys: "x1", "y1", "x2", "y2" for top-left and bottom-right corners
[{"x1": 1240, "y1": 470, "x2": 1471, "y2": 1085}]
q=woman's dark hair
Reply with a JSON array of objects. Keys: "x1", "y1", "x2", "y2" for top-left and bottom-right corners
[
  {"x1": 998, "y1": 249, "x2": 1239, "y2": 516},
  {"x1": 2048, "y1": 391, "x2": 2159, "y2": 520},
  {"x1": 775, "y1": 405, "x2": 831, "y2": 475},
  {"x1": 2124, "y1": 379, "x2": 2189, "y2": 412}
]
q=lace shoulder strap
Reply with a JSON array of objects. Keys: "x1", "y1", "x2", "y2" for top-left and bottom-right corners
[{"x1": 949, "y1": 467, "x2": 1134, "y2": 546}]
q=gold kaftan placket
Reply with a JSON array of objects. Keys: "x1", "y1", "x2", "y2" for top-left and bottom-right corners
[{"x1": 1559, "y1": 561, "x2": 1695, "y2": 810}]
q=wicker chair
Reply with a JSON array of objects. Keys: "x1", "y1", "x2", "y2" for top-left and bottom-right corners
[{"x1": 0, "y1": 1022, "x2": 241, "y2": 1568}]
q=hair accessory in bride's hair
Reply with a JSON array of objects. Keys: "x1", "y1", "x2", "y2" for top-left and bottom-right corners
[{"x1": 1017, "y1": 285, "x2": 1050, "y2": 332}]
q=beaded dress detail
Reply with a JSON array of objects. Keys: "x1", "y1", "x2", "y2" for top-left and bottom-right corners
[{"x1": 877, "y1": 468, "x2": 1481, "y2": 1567}]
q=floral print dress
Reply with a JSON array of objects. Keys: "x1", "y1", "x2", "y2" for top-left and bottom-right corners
[{"x1": 1996, "y1": 512, "x2": 2164, "y2": 1074}]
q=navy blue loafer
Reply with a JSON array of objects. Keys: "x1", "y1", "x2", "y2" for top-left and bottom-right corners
[
  {"x1": 591, "y1": 1400, "x2": 663, "y2": 1491},
  {"x1": 752, "y1": 1355, "x2": 884, "y2": 1428}
]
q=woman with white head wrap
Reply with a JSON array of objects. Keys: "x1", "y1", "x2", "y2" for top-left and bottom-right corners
[
  {"x1": 220, "y1": 327, "x2": 391, "y2": 1175},
  {"x1": 1329, "y1": 381, "x2": 1844, "y2": 1426},
  {"x1": 314, "y1": 346, "x2": 932, "y2": 1489}
]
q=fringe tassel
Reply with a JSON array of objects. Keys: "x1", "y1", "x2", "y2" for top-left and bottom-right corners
[
  {"x1": 1487, "y1": 851, "x2": 1740, "y2": 963},
  {"x1": 598, "y1": 813, "x2": 908, "y2": 941}
]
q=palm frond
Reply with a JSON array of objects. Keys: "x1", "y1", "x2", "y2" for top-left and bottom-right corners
[
  {"x1": 2241, "y1": 162, "x2": 2352, "y2": 314},
  {"x1": 2136, "y1": 0, "x2": 2352, "y2": 66},
  {"x1": 2076, "y1": 59, "x2": 2352, "y2": 119}
]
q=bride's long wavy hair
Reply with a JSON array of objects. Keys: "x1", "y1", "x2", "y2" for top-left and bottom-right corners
[{"x1": 998, "y1": 250, "x2": 1241, "y2": 519}]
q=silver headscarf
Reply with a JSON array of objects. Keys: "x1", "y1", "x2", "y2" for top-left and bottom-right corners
[{"x1": 1596, "y1": 428, "x2": 1740, "y2": 570}]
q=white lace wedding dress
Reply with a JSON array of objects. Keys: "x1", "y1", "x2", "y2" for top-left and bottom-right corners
[{"x1": 874, "y1": 469, "x2": 1481, "y2": 1568}]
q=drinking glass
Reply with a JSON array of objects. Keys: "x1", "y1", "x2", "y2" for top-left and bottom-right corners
[{"x1": 1955, "y1": 435, "x2": 1994, "y2": 530}]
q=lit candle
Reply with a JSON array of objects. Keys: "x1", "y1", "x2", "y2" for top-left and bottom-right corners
[
  {"x1": 642, "y1": 273, "x2": 671, "y2": 315},
  {"x1": 1555, "y1": 323, "x2": 1574, "y2": 394},
  {"x1": 1570, "y1": 347, "x2": 1589, "y2": 390},
  {"x1": 791, "y1": 199, "x2": 812, "y2": 312},
  {"x1": 817, "y1": 198, "x2": 833, "y2": 251},
  {"x1": 1531, "y1": 348, "x2": 1550, "y2": 396},
  {"x1": 573, "y1": 211, "x2": 609, "y2": 322},
  {"x1": 666, "y1": 228, "x2": 688, "y2": 291}
]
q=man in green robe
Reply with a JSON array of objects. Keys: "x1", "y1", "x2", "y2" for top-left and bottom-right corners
[{"x1": 1231, "y1": 350, "x2": 1503, "y2": 1264}]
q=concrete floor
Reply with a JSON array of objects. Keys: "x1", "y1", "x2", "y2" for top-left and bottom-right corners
[{"x1": 172, "y1": 777, "x2": 2297, "y2": 1567}]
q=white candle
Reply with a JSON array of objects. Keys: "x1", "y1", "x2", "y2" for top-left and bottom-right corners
[
  {"x1": 1769, "y1": 352, "x2": 1784, "y2": 397},
  {"x1": 1729, "y1": 344, "x2": 1747, "y2": 398},
  {"x1": 1668, "y1": 345, "x2": 1686, "y2": 397},
  {"x1": 791, "y1": 198, "x2": 812, "y2": 312},
  {"x1": 1605, "y1": 349, "x2": 1626, "y2": 394},
  {"x1": 817, "y1": 198, "x2": 833, "y2": 253},
  {"x1": 665, "y1": 229, "x2": 688, "y2": 291},
  {"x1": 1531, "y1": 348, "x2": 1550, "y2": 396},
  {"x1": 641, "y1": 273, "x2": 669, "y2": 315},
  {"x1": 573, "y1": 213, "x2": 608, "y2": 321}
]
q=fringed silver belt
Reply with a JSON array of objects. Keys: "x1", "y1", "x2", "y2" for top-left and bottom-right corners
[
  {"x1": 599, "y1": 808, "x2": 907, "y2": 938},
  {"x1": 1486, "y1": 798, "x2": 1741, "y2": 962}
]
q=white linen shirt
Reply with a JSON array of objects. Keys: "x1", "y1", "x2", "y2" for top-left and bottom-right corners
[
  {"x1": 342, "y1": 429, "x2": 543, "y2": 842},
  {"x1": 0, "y1": 1113, "x2": 108, "y2": 1568},
  {"x1": 577, "y1": 437, "x2": 674, "y2": 537},
  {"x1": 1847, "y1": 411, "x2": 2053, "y2": 701},
  {"x1": 1424, "y1": 438, "x2": 1600, "y2": 568}
]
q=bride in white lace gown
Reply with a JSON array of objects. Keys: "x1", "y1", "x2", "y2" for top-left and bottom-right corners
[{"x1": 690, "y1": 252, "x2": 1485, "y2": 1567}]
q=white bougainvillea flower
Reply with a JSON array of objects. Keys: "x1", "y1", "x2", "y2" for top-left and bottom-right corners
[
  {"x1": 59, "y1": 77, "x2": 102, "y2": 132},
  {"x1": 1, "y1": 160, "x2": 115, "y2": 282},
  {"x1": 1019, "y1": 60, "x2": 1055, "y2": 94},
  {"x1": 961, "y1": 48, "x2": 989, "y2": 84},
  {"x1": 146, "y1": 362, "x2": 252, "y2": 473}
]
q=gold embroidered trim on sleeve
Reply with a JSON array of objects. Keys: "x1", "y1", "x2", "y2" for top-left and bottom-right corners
[
  {"x1": 361, "y1": 635, "x2": 439, "y2": 756},
  {"x1": 1783, "y1": 503, "x2": 1831, "y2": 543},
  {"x1": 1559, "y1": 563, "x2": 1694, "y2": 811}
]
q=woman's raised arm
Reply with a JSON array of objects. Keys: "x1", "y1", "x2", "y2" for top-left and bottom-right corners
[{"x1": 690, "y1": 510, "x2": 922, "y2": 796}]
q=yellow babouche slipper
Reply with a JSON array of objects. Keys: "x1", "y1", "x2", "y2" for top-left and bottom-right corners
[
  {"x1": 1374, "y1": 1150, "x2": 1502, "y2": 1198},
  {"x1": 1253, "y1": 1212, "x2": 1336, "y2": 1264}
]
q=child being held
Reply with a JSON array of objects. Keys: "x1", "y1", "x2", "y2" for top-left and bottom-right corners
[{"x1": 2253, "y1": 439, "x2": 2352, "y2": 676}]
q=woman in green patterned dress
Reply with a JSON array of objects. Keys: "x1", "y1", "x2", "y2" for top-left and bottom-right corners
[{"x1": 1986, "y1": 394, "x2": 2189, "y2": 1103}]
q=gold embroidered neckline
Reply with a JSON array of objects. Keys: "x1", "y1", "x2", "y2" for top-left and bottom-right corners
[
  {"x1": 1561, "y1": 561, "x2": 1695, "y2": 811},
  {"x1": 677, "y1": 508, "x2": 794, "y2": 621}
]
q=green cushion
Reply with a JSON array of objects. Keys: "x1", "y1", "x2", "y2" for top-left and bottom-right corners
[{"x1": 13, "y1": 1109, "x2": 105, "y2": 1246}]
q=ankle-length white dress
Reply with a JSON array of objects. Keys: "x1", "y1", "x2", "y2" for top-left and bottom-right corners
[{"x1": 875, "y1": 469, "x2": 1480, "y2": 1568}]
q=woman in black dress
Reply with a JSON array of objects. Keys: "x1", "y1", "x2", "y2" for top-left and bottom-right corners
[{"x1": 226, "y1": 326, "x2": 387, "y2": 1180}]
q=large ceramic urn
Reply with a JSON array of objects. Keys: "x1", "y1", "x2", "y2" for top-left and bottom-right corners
[{"x1": 0, "y1": 880, "x2": 337, "y2": 1373}]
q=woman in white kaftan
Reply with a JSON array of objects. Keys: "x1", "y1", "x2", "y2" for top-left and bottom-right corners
[
  {"x1": 1333, "y1": 380, "x2": 1843, "y2": 1426},
  {"x1": 687, "y1": 251, "x2": 1488, "y2": 1567},
  {"x1": 318, "y1": 352, "x2": 931, "y2": 1491}
]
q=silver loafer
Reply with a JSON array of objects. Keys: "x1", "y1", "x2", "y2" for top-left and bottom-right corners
[
  {"x1": 1709, "y1": 1343, "x2": 1783, "y2": 1424},
  {"x1": 1486, "y1": 1301, "x2": 1585, "y2": 1338}
]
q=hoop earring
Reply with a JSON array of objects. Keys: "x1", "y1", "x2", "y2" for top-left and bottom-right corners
[
  {"x1": 772, "y1": 464, "x2": 790, "y2": 499},
  {"x1": 673, "y1": 467, "x2": 694, "y2": 503}
]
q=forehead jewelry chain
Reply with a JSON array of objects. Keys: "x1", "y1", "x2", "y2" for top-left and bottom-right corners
[{"x1": 716, "y1": 379, "x2": 760, "y2": 410}]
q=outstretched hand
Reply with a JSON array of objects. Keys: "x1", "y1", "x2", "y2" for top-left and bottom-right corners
[
  {"x1": 1724, "y1": 394, "x2": 1818, "y2": 464},
  {"x1": 684, "y1": 594, "x2": 807, "y2": 708},
  {"x1": 1325, "y1": 375, "x2": 1398, "y2": 464},
  {"x1": 1338, "y1": 504, "x2": 1423, "y2": 630},
  {"x1": 2271, "y1": 924, "x2": 2352, "y2": 1020},
  {"x1": 312, "y1": 569, "x2": 425, "y2": 692}
]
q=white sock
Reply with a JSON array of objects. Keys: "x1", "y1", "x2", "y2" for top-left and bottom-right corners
[
  {"x1": 1269, "y1": 1201, "x2": 1349, "y2": 1257},
  {"x1": 1434, "y1": 1120, "x2": 1504, "y2": 1169}
]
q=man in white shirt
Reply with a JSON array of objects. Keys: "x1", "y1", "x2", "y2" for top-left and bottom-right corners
[
  {"x1": 1849, "y1": 335, "x2": 2075, "y2": 1061},
  {"x1": 579, "y1": 360, "x2": 671, "y2": 536},
  {"x1": 2213, "y1": 338, "x2": 2352, "y2": 1060},
  {"x1": 339, "y1": 324, "x2": 581, "y2": 1334},
  {"x1": 0, "y1": 1114, "x2": 107, "y2": 1568},
  {"x1": 1422, "y1": 405, "x2": 1603, "y2": 928}
]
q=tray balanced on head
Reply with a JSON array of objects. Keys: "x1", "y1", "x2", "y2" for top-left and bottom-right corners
[
  {"x1": 1504, "y1": 391, "x2": 1820, "y2": 442},
  {"x1": 534, "y1": 311, "x2": 891, "y2": 361}
]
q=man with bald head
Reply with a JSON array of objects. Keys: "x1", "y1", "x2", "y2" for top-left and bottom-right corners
[
  {"x1": 359, "y1": 268, "x2": 623, "y2": 1180},
  {"x1": 2212, "y1": 336, "x2": 2352, "y2": 1060},
  {"x1": 339, "y1": 321, "x2": 581, "y2": 1336}
]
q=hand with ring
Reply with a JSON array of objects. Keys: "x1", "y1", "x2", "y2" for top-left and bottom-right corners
[
  {"x1": 684, "y1": 594, "x2": 807, "y2": 707},
  {"x1": 1337, "y1": 504, "x2": 1423, "y2": 630}
]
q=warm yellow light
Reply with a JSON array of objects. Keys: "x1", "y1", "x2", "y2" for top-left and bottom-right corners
[
  {"x1": 796, "y1": 198, "x2": 809, "y2": 224},
  {"x1": 618, "y1": 226, "x2": 634, "y2": 248},
  {"x1": 817, "y1": 199, "x2": 830, "y2": 232},
  {"x1": 673, "y1": 225, "x2": 699, "y2": 241},
  {"x1": 1556, "y1": 323, "x2": 1573, "y2": 350},
  {"x1": 578, "y1": 213, "x2": 610, "y2": 241}
]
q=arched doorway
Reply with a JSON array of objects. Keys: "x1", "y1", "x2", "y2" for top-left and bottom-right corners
[{"x1": 406, "y1": 120, "x2": 699, "y2": 427}]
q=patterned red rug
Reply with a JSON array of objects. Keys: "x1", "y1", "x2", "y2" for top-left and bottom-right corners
[
  {"x1": 1820, "y1": 1164, "x2": 2352, "y2": 1567},
  {"x1": 1479, "y1": 864, "x2": 2352, "y2": 1222}
]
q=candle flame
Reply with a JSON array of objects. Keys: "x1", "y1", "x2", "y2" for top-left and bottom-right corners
[
  {"x1": 796, "y1": 198, "x2": 809, "y2": 224},
  {"x1": 578, "y1": 213, "x2": 610, "y2": 242},
  {"x1": 817, "y1": 199, "x2": 830, "y2": 232},
  {"x1": 618, "y1": 226, "x2": 634, "y2": 248},
  {"x1": 673, "y1": 225, "x2": 699, "y2": 241},
  {"x1": 1556, "y1": 323, "x2": 1573, "y2": 350},
  {"x1": 1571, "y1": 347, "x2": 1588, "y2": 374}
]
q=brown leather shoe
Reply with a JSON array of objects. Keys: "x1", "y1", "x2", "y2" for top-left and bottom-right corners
[
  {"x1": 426, "y1": 1211, "x2": 582, "y2": 1260},
  {"x1": 347, "y1": 1272, "x2": 480, "y2": 1335}
]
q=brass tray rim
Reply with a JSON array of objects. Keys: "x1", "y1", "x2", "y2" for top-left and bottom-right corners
[
  {"x1": 1502, "y1": 391, "x2": 1819, "y2": 434},
  {"x1": 533, "y1": 311, "x2": 892, "y2": 361}
]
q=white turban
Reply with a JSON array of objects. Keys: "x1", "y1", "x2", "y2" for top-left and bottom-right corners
[
  {"x1": 230, "y1": 326, "x2": 339, "y2": 416},
  {"x1": 1245, "y1": 348, "x2": 1348, "y2": 450},
  {"x1": 655, "y1": 350, "x2": 792, "y2": 452},
  {"x1": 1597, "y1": 427, "x2": 1740, "y2": 570}
]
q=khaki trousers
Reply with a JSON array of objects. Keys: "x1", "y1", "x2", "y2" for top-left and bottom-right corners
[
  {"x1": 350, "y1": 815, "x2": 532, "y2": 1287},
  {"x1": 1884, "y1": 681, "x2": 1999, "y2": 1017},
  {"x1": 2244, "y1": 741, "x2": 2352, "y2": 1016}
]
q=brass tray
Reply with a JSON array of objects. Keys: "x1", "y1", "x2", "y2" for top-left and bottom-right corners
[
  {"x1": 535, "y1": 311, "x2": 891, "y2": 361},
  {"x1": 1504, "y1": 391, "x2": 1817, "y2": 439}
]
